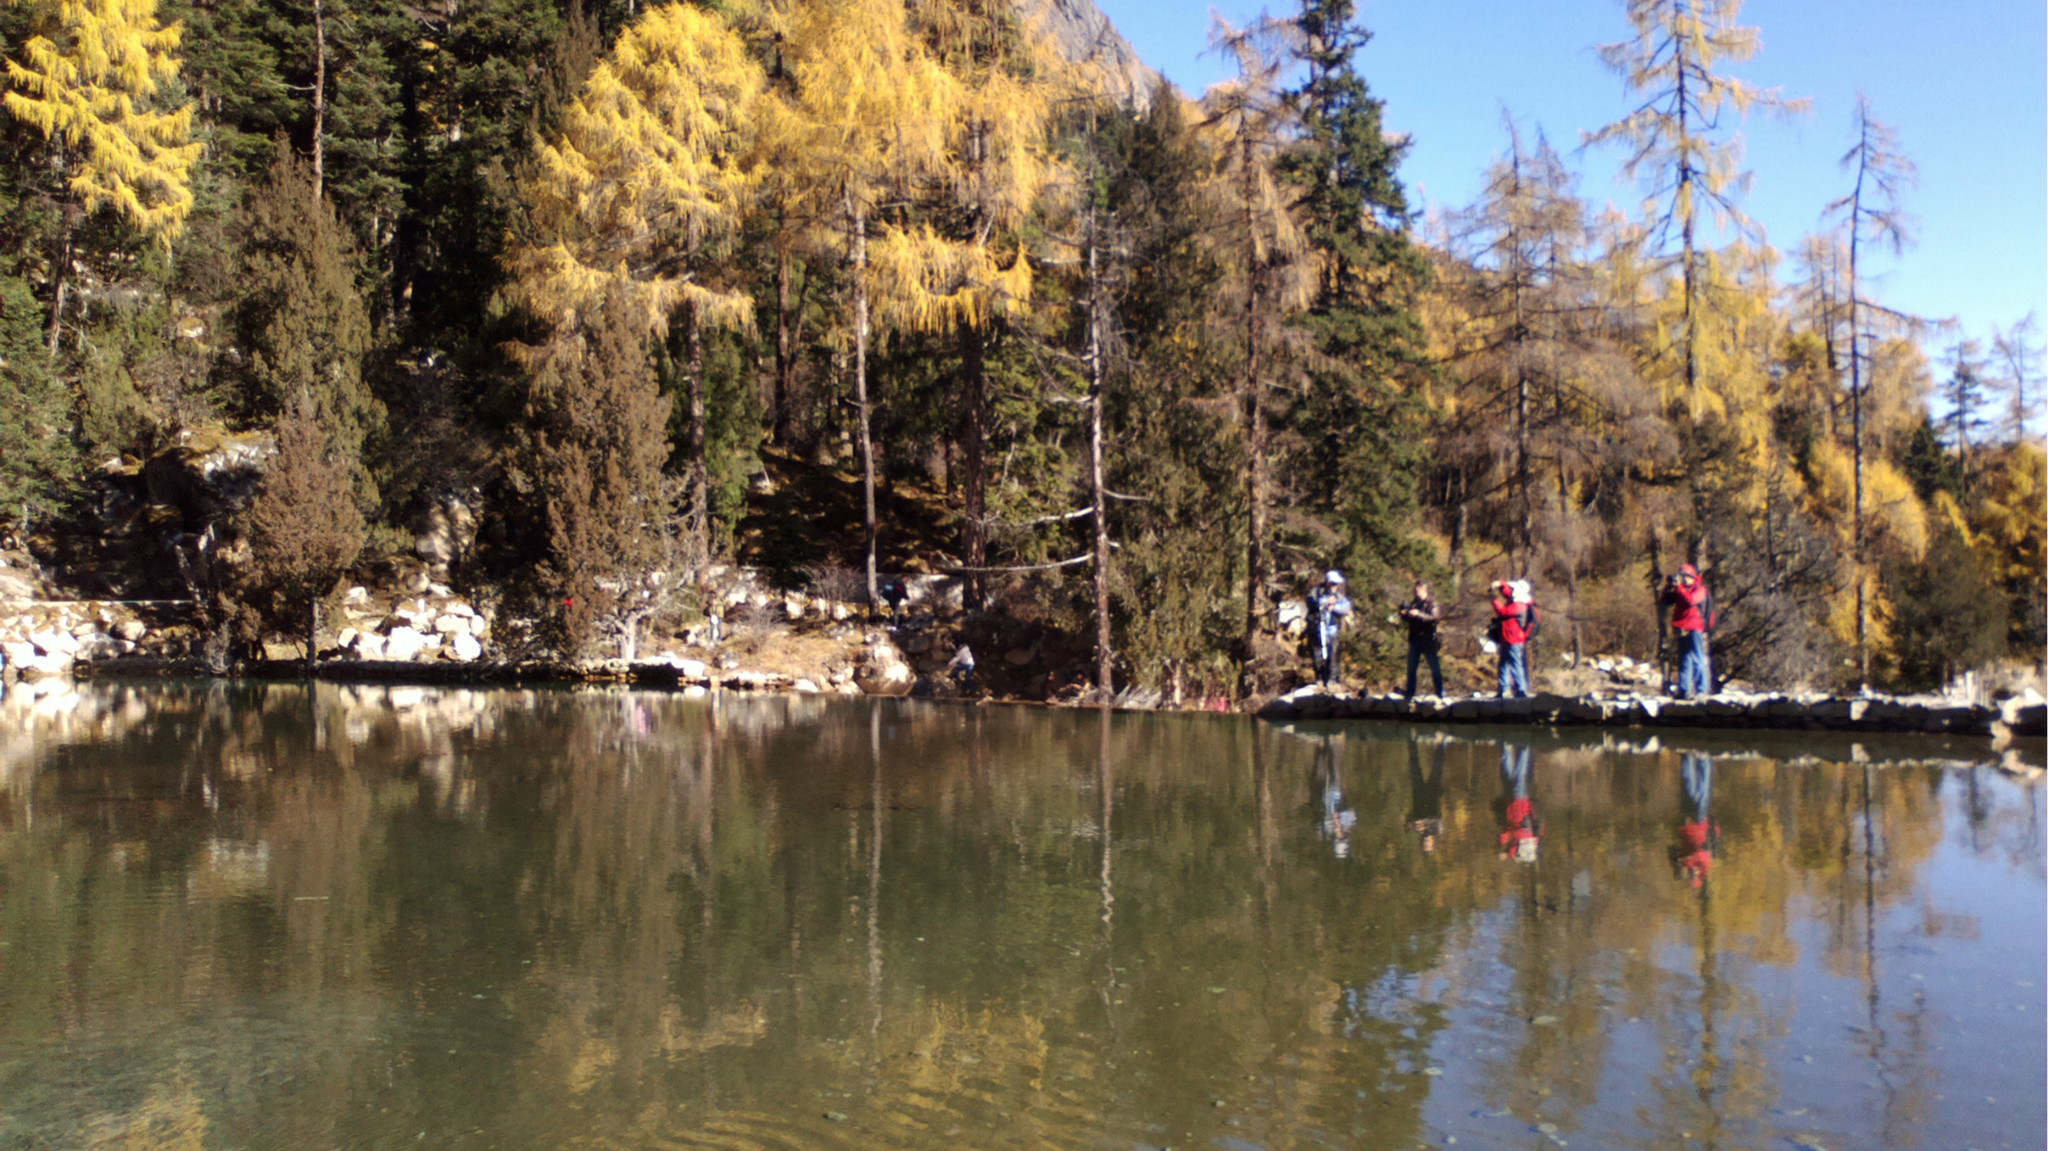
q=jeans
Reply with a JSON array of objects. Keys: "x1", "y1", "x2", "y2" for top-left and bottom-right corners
[
  {"x1": 1501, "y1": 743, "x2": 1532, "y2": 799},
  {"x1": 1496, "y1": 642, "x2": 1529, "y2": 698},
  {"x1": 1405, "y1": 642, "x2": 1443, "y2": 696},
  {"x1": 1677, "y1": 629, "x2": 1712, "y2": 696},
  {"x1": 1315, "y1": 627, "x2": 1342, "y2": 685},
  {"x1": 1681, "y1": 752, "x2": 1713, "y2": 823}
]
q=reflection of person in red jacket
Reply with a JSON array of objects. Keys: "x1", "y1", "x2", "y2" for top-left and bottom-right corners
[
  {"x1": 1672, "y1": 752, "x2": 1719, "y2": 888},
  {"x1": 1497, "y1": 743, "x2": 1540, "y2": 862},
  {"x1": 1663, "y1": 563, "x2": 1715, "y2": 698}
]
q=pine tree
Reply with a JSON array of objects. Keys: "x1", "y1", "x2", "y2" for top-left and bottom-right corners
[
  {"x1": 240, "y1": 393, "x2": 366, "y2": 662},
  {"x1": 0, "y1": 269, "x2": 75, "y2": 531},
  {"x1": 1276, "y1": 0, "x2": 1433, "y2": 678},
  {"x1": 4, "y1": 0, "x2": 201, "y2": 349},
  {"x1": 220, "y1": 145, "x2": 381, "y2": 507},
  {"x1": 528, "y1": 279, "x2": 671, "y2": 660}
]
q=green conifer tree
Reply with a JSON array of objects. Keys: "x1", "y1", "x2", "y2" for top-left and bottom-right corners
[
  {"x1": 220, "y1": 144, "x2": 382, "y2": 507},
  {"x1": 528, "y1": 278, "x2": 671, "y2": 660},
  {"x1": 0, "y1": 269, "x2": 76, "y2": 532}
]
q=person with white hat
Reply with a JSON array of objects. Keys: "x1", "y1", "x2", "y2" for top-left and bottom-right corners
[{"x1": 1308, "y1": 570, "x2": 1354, "y2": 688}]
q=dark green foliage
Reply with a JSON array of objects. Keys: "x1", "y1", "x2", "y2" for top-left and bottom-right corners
[
  {"x1": 1897, "y1": 415, "x2": 1962, "y2": 503},
  {"x1": 1885, "y1": 517, "x2": 2005, "y2": 690},
  {"x1": 529, "y1": 281, "x2": 671, "y2": 660},
  {"x1": 238, "y1": 395, "x2": 367, "y2": 659},
  {"x1": 1276, "y1": 0, "x2": 1434, "y2": 677},
  {"x1": 219, "y1": 146, "x2": 381, "y2": 505},
  {"x1": 0, "y1": 269, "x2": 74, "y2": 530}
]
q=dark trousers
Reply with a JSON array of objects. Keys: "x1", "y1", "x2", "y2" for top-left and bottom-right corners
[{"x1": 1405, "y1": 641, "x2": 1443, "y2": 696}]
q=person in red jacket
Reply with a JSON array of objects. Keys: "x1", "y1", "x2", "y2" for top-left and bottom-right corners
[
  {"x1": 1490, "y1": 580, "x2": 1533, "y2": 698},
  {"x1": 1663, "y1": 563, "x2": 1715, "y2": 698}
]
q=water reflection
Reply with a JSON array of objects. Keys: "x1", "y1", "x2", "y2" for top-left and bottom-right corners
[
  {"x1": 0, "y1": 683, "x2": 2039, "y2": 1151},
  {"x1": 1675, "y1": 752, "x2": 1719, "y2": 887},
  {"x1": 1406, "y1": 735, "x2": 1444, "y2": 855},
  {"x1": 1497, "y1": 742, "x2": 1540, "y2": 863}
]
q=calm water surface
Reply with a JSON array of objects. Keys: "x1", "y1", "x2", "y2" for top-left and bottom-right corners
[{"x1": 0, "y1": 682, "x2": 2041, "y2": 1151}]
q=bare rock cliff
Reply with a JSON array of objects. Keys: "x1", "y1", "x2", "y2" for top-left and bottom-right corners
[{"x1": 1018, "y1": 0, "x2": 1165, "y2": 107}]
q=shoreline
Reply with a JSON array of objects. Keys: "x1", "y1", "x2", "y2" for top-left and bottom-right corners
[
  {"x1": 1257, "y1": 684, "x2": 2046, "y2": 742},
  {"x1": 50, "y1": 656, "x2": 2048, "y2": 742}
]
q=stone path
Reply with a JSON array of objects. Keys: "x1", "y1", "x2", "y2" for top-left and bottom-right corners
[{"x1": 1258, "y1": 685, "x2": 2047, "y2": 740}]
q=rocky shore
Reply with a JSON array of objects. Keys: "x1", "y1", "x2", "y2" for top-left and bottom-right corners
[{"x1": 1257, "y1": 684, "x2": 2047, "y2": 743}]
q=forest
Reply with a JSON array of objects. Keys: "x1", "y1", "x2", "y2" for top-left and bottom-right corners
[{"x1": 0, "y1": 0, "x2": 2040, "y2": 698}]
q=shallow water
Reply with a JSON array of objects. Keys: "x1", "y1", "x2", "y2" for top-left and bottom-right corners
[{"x1": 0, "y1": 682, "x2": 2041, "y2": 1151}]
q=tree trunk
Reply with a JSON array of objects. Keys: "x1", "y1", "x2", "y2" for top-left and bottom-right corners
[
  {"x1": 851, "y1": 203, "x2": 879, "y2": 611},
  {"x1": 1087, "y1": 232, "x2": 1112, "y2": 699},
  {"x1": 686, "y1": 304, "x2": 709, "y2": 566},
  {"x1": 312, "y1": 0, "x2": 327, "y2": 200},
  {"x1": 774, "y1": 241, "x2": 795, "y2": 446},
  {"x1": 306, "y1": 594, "x2": 319, "y2": 667},
  {"x1": 45, "y1": 206, "x2": 74, "y2": 355},
  {"x1": 1240, "y1": 278, "x2": 1269, "y2": 699},
  {"x1": 960, "y1": 325, "x2": 987, "y2": 610}
]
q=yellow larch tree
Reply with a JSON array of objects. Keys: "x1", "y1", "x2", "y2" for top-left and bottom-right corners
[
  {"x1": 508, "y1": 2, "x2": 765, "y2": 564},
  {"x1": 873, "y1": 0, "x2": 1062, "y2": 598},
  {"x1": 773, "y1": 0, "x2": 966, "y2": 608},
  {"x1": 3, "y1": 0, "x2": 199, "y2": 351},
  {"x1": 1584, "y1": 0, "x2": 1803, "y2": 412},
  {"x1": 1199, "y1": 16, "x2": 1316, "y2": 695}
]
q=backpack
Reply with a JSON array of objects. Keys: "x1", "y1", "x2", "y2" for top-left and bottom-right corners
[{"x1": 1522, "y1": 603, "x2": 1542, "y2": 641}]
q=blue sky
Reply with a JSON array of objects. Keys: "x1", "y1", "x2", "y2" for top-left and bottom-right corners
[{"x1": 1093, "y1": 0, "x2": 2047, "y2": 366}]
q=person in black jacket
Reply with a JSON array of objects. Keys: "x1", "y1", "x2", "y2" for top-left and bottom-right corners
[{"x1": 1398, "y1": 580, "x2": 1445, "y2": 697}]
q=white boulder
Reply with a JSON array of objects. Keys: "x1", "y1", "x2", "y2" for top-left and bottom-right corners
[{"x1": 383, "y1": 627, "x2": 430, "y2": 662}]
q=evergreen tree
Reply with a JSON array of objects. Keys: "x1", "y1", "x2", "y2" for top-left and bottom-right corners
[
  {"x1": 528, "y1": 279, "x2": 671, "y2": 660},
  {"x1": 0, "y1": 268, "x2": 74, "y2": 531},
  {"x1": 1276, "y1": 0, "x2": 1433, "y2": 677},
  {"x1": 220, "y1": 145, "x2": 381, "y2": 507},
  {"x1": 509, "y1": 1, "x2": 764, "y2": 565},
  {"x1": 239, "y1": 392, "x2": 365, "y2": 661}
]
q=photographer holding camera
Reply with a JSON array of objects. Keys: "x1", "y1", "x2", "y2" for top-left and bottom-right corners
[{"x1": 1662, "y1": 563, "x2": 1716, "y2": 698}]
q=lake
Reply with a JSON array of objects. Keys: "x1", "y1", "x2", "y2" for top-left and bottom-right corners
[{"x1": 1, "y1": 681, "x2": 2042, "y2": 1150}]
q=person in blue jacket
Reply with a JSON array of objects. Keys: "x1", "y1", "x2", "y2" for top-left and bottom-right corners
[{"x1": 1308, "y1": 570, "x2": 1354, "y2": 688}]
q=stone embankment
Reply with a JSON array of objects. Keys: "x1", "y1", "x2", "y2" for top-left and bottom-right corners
[{"x1": 1259, "y1": 685, "x2": 2048, "y2": 742}]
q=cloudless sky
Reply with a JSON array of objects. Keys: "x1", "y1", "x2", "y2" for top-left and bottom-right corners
[{"x1": 1093, "y1": 0, "x2": 2046, "y2": 363}]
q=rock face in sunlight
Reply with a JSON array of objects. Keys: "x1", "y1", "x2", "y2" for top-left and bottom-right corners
[{"x1": 1018, "y1": 0, "x2": 1163, "y2": 106}]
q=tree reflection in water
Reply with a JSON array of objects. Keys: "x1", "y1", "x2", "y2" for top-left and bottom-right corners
[{"x1": 0, "y1": 683, "x2": 2039, "y2": 1151}]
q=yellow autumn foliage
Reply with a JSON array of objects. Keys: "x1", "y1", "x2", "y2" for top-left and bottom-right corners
[
  {"x1": 3, "y1": 0, "x2": 199, "y2": 243},
  {"x1": 509, "y1": 2, "x2": 763, "y2": 336}
]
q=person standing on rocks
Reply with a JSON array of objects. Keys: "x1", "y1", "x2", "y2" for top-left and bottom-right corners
[
  {"x1": 1663, "y1": 564, "x2": 1715, "y2": 698},
  {"x1": 1398, "y1": 581, "x2": 1445, "y2": 698},
  {"x1": 1308, "y1": 571, "x2": 1354, "y2": 688},
  {"x1": 1489, "y1": 580, "x2": 1534, "y2": 699},
  {"x1": 945, "y1": 643, "x2": 977, "y2": 694}
]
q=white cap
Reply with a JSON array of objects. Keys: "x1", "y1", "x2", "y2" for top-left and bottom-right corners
[{"x1": 1326, "y1": 570, "x2": 1344, "y2": 584}]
